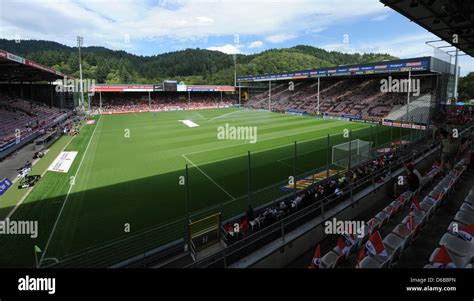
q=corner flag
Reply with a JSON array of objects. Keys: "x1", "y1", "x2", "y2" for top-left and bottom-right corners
[{"x1": 34, "y1": 245, "x2": 42, "y2": 253}]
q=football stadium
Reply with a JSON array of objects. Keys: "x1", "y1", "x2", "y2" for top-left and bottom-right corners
[{"x1": 0, "y1": 0, "x2": 473, "y2": 297}]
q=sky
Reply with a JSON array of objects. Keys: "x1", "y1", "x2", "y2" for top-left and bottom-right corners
[{"x1": 0, "y1": 0, "x2": 472, "y2": 75}]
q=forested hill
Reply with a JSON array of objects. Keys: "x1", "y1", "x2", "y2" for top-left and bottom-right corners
[{"x1": 0, "y1": 39, "x2": 397, "y2": 85}]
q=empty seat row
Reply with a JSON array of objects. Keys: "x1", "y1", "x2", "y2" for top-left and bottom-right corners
[
  {"x1": 320, "y1": 188, "x2": 419, "y2": 268},
  {"x1": 425, "y1": 183, "x2": 474, "y2": 268},
  {"x1": 358, "y1": 161, "x2": 466, "y2": 268}
]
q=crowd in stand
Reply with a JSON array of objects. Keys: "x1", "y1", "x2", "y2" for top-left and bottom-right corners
[
  {"x1": 444, "y1": 106, "x2": 473, "y2": 126},
  {"x1": 223, "y1": 150, "x2": 401, "y2": 243},
  {"x1": 0, "y1": 94, "x2": 65, "y2": 148},
  {"x1": 91, "y1": 93, "x2": 234, "y2": 113}
]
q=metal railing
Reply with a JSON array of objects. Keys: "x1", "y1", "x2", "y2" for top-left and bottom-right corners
[
  {"x1": 184, "y1": 139, "x2": 444, "y2": 268},
  {"x1": 184, "y1": 125, "x2": 473, "y2": 268}
]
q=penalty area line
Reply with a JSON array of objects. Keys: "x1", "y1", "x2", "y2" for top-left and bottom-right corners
[
  {"x1": 182, "y1": 154, "x2": 236, "y2": 201},
  {"x1": 208, "y1": 109, "x2": 244, "y2": 121}
]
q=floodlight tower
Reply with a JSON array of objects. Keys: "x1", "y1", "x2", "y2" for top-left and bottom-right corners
[
  {"x1": 233, "y1": 53, "x2": 240, "y2": 106},
  {"x1": 77, "y1": 36, "x2": 85, "y2": 112},
  {"x1": 233, "y1": 53, "x2": 237, "y2": 88},
  {"x1": 453, "y1": 48, "x2": 459, "y2": 102}
]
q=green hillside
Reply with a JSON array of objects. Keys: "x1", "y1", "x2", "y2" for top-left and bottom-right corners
[{"x1": 0, "y1": 39, "x2": 396, "y2": 85}]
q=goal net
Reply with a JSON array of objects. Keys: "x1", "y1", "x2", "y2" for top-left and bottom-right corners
[{"x1": 332, "y1": 139, "x2": 372, "y2": 169}]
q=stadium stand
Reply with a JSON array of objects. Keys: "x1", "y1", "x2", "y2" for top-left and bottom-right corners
[
  {"x1": 92, "y1": 92, "x2": 234, "y2": 114},
  {"x1": 222, "y1": 143, "x2": 406, "y2": 245},
  {"x1": 0, "y1": 93, "x2": 67, "y2": 152},
  {"x1": 355, "y1": 160, "x2": 466, "y2": 269},
  {"x1": 425, "y1": 186, "x2": 474, "y2": 268},
  {"x1": 246, "y1": 76, "x2": 434, "y2": 122},
  {"x1": 302, "y1": 130, "x2": 472, "y2": 269}
]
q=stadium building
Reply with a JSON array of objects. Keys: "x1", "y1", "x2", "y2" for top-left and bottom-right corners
[
  {"x1": 0, "y1": 0, "x2": 473, "y2": 271},
  {"x1": 239, "y1": 56, "x2": 455, "y2": 127},
  {"x1": 90, "y1": 82, "x2": 238, "y2": 115},
  {"x1": 0, "y1": 45, "x2": 472, "y2": 269},
  {"x1": 0, "y1": 49, "x2": 74, "y2": 160}
]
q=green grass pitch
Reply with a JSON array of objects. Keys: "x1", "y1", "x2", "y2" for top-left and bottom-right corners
[{"x1": 0, "y1": 108, "x2": 416, "y2": 267}]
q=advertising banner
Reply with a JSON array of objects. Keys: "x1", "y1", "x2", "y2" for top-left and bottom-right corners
[
  {"x1": 0, "y1": 178, "x2": 13, "y2": 196},
  {"x1": 48, "y1": 151, "x2": 78, "y2": 173}
]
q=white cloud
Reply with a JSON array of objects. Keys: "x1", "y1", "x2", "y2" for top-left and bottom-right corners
[
  {"x1": 371, "y1": 14, "x2": 390, "y2": 22},
  {"x1": 207, "y1": 44, "x2": 242, "y2": 54},
  {"x1": 248, "y1": 40, "x2": 263, "y2": 48},
  {"x1": 266, "y1": 34, "x2": 296, "y2": 43},
  {"x1": 0, "y1": 0, "x2": 388, "y2": 50},
  {"x1": 196, "y1": 16, "x2": 214, "y2": 24},
  {"x1": 320, "y1": 33, "x2": 435, "y2": 58},
  {"x1": 317, "y1": 43, "x2": 357, "y2": 54}
]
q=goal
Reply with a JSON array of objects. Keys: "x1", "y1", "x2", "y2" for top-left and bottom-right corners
[{"x1": 332, "y1": 139, "x2": 372, "y2": 169}]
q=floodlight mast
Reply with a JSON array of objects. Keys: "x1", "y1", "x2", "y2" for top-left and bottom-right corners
[
  {"x1": 453, "y1": 48, "x2": 459, "y2": 103},
  {"x1": 233, "y1": 53, "x2": 238, "y2": 89},
  {"x1": 234, "y1": 54, "x2": 241, "y2": 106},
  {"x1": 77, "y1": 36, "x2": 85, "y2": 112},
  {"x1": 317, "y1": 76, "x2": 320, "y2": 114}
]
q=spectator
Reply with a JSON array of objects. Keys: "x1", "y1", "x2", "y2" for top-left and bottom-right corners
[
  {"x1": 279, "y1": 201, "x2": 287, "y2": 211},
  {"x1": 394, "y1": 162, "x2": 420, "y2": 197},
  {"x1": 439, "y1": 128, "x2": 460, "y2": 172},
  {"x1": 246, "y1": 205, "x2": 255, "y2": 221}
]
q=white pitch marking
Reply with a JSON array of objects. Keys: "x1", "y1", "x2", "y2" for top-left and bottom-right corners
[
  {"x1": 182, "y1": 154, "x2": 236, "y2": 200},
  {"x1": 182, "y1": 124, "x2": 371, "y2": 168},
  {"x1": 40, "y1": 116, "x2": 102, "y2": 266},
  {"x1": 194, "y1": 112, "x2": 207, "y2": 121},
  {"x1": 185, "y1": 121, "x2": 369, "y2": 157},
  {"x1": 3, "y1": 128, "x2": 83, "y2": 222},
  {"x1": 209, "y1": 109, "x2": 245, "y2": 121},
  {"x1": 41, "y1": 257, "x2": 60, "y2": 264}
]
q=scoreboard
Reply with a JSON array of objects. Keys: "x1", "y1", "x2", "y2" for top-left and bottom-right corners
[{"x1": 163, "y1": 80, "x2": 178, "y2": 92}]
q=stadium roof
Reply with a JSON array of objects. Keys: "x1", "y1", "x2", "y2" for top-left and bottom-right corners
[
  {"x1": 237, "y1": 56, "x2": 447, "y2": 83},
  {"x1": 381, "y1": 0, "x2": 474, "y2": 57},
  {"x1": 0, "y1": 49, "x2": 70, "y2": 82}
]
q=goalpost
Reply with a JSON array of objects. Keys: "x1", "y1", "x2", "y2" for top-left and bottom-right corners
[{"x1": 332, "y1": 139, "x2": 372, "y2": 169}]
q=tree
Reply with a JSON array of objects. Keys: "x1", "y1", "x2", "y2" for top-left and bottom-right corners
[
  {"x1": 0, "y1": 38, "x2": 398, "y2": 85},
  {"x1": 459, "y1": 72, "x2": 474, "y2": 101}
]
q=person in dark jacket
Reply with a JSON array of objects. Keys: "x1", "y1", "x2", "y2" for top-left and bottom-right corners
[
  {"x1": 246, "y1": 205, "x2": 255, "y2": 221},
  {"x1": 394, "y1": 162, "x2": 420, "y2": 197}
]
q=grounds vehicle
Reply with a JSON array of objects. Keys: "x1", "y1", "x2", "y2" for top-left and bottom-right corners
[
  {"x1": 33, "y1": 151, "x2": 45, "y2": 159},
  {"x1": 18, "y1": 175, "x2": 41, "y2": 189}
]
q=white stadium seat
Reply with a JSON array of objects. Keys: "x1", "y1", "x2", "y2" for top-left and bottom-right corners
[
  {"x1": 439, "y1": 233, "x2": 474, "y2": 257},
  {"x1": 460, "y1": 202, "x2": 474, "y2": 215},
  {"x1": 357, "y1": 256, "x2": 382, "y2": 268},
  {"x1": 392, "y1": 224, "x2": 413, "y2": 250},
  {"x1": 429, "y1": 247, "x2": 472, "y2": 268},
  {"x1": 454, "y1": 211, "x2": 474, "y2": 225}
]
